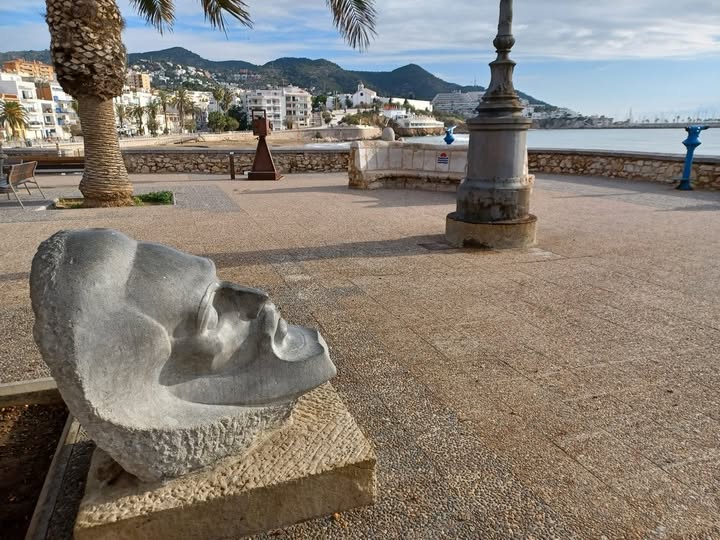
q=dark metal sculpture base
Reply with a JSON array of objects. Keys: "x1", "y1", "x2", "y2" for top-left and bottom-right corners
[
  {"x1": 248, "y1": 171, "x2": 283, "y2": 181},
  {"x1": 248, "y1": 136, "x2": 282, "y2": 181}
]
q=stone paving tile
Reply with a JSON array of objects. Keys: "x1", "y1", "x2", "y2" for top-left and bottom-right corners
[{"x1": 2, "y1": 171, "x2": 720, "y2": 537}]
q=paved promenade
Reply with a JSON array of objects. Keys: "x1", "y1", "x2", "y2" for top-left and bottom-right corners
[{"x1": 1, "y1": 172, "x2": 719, "y2": 538}]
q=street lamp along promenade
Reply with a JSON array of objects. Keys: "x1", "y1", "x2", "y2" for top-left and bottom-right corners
[{"x1": 445, "y1": 0, "x2": 537, "y2": 249}]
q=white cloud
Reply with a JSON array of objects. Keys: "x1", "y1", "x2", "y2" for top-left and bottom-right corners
[{"x1": 2, "y1": 0, "x2": 719, "y2": 64}]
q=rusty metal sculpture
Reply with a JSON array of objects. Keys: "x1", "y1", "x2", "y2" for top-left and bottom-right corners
[{"x1": 248, "y1": 109, "x2": 282, "y2": 181}]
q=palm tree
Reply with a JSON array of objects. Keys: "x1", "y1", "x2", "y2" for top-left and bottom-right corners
[
  {"x1": 212, "y1": 86, "x2": 226, "y2": 113},
  {"x1": 172, "y1": 88, "x2": 195, "y2": 134},
  {"x1": 128, "y1": 104, "x2": 145, "y2": 135},
  {"x1": 145, "y1": 100, "x2": 159, "y2": 135},
  {"x1": 221, "y1": 90, "x2": 234, "y2": 114},
  {"x1": 45, "y1": 0, "x2": 377, "y2": 207},
  {"x1": 156, "y1": 89, "x2": 171, "y2": 134},
  {"x1": 0, "y1": 100, "x2": 29, "y2": 141},
  {"x1": 115, "y1": 103, "x2": 126, "y2": 133}
]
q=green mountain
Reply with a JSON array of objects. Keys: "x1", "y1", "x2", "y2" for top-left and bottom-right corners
[
  {"x1": 0, "y1": 50, "x2": 51, "y2": 63},
  {"x1": 128, "y1": 47, "x2": 256, "y2": 72},
  {"x1": 0, "y1": 47, "x2": 551, "y2": 106}
]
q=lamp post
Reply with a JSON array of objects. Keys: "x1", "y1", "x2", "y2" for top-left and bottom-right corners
[{"x1": 445, "y1": 0, "x2": 537, "y2": 248}]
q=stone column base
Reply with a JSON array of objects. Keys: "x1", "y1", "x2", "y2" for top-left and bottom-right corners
[
  {"x1": 74, "y1": 384, "x2": 376, "y2": 540},
  {"x1": 445, "y1": 212, "x2": 537, "y2": 249}
]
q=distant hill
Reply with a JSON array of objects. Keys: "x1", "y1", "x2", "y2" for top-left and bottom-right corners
[
  {"x1": 354, "y1": 64, "x2": 460, "y2": 101},
  {"x1": 128, "y1": 47, "x2": 256, "y2": 72},
  {"x1": 0, "y1": 50, "x2": 51, "y2": 64},
  {"x1": 0, "y1": 47, "x2": 552, "y2": 106}
]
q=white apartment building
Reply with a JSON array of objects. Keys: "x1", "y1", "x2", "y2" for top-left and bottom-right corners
[
  {"x1": 377, "y1": 97, "x2": 433, "y2": 112},
  {"x1": 113, "y1": 90, "x2": 156, "y2": 135},
  {"x1": 326, "y1": 94, "x2": 353, "y2": 111},
  {"x1": 39, "y1": 81, "x2": 79, "y2": 136},
  {"x1": 431, "y1": 91, "x2": 484, "y2": 117},
  {"x1": 242, "y1": 88, "x2": 284, "y2": 129},
  {"x1": 531, "y1": 107, "x2": 579, "y2": 120},
  {"x1": 239, "y1": 86, "x2": 313, "y2": 130},
  {"x1": 187, "y1": 90, "x2": 212, "y2": 128},
  {"x1": 0, "y1": 72, "x2": 67, "y2": 140},
  {"x1": 283, "y1": 86, "x2": 312, "y2": 128}
]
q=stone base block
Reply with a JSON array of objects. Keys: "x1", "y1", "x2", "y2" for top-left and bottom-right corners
[
  {"x1": 445, "y1": 212, "x2": 537, "y2": 249},
  {"x1": 74, "y1": 384, "x2": 376, "y2": 540}
]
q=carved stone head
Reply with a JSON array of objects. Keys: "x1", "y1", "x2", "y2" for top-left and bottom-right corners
[{"x1": 30, "y1": 229, "x2": 336, "y2": 481}]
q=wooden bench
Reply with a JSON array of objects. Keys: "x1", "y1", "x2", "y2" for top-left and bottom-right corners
[
  {"x1": 0, "y1": 161, "x2": 46, "y2": 209},
  {"x1": 4, "y1": 155, "x2": 84, "y2": 173}
]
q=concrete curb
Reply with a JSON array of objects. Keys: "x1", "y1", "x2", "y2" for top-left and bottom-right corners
[
  {"x1": 25, "y1": 416, "x2": 80, "y2": 540},
  {"x1": 0, "y1": 377, "x2": 61, "y2": 408}
]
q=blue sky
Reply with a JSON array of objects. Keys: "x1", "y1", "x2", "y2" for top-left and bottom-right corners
[{"x1": 1, "y1": 0, "x2": 719, "y2": 119}]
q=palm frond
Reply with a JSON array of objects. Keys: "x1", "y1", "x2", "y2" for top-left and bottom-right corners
[
  {"x1": 129, "y1": 0, "x2": 176, "y2": 33},
  {"x1": 199, "y1": 0, "x2": 252, "y2": 33},
  {"x1": 326, "y1": 0, "x2": 377, "y2": 51}
]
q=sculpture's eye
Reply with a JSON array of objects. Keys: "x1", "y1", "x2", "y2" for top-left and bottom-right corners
[
  {"x1": 196, "y1": 282, "x2": 220, "y2": 333},
  {"x1": 204, "y1": 307, "x2": 219, "y2": 331}
]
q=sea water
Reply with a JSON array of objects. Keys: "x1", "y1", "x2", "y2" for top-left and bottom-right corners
[{"x1": 404, "y1": 128, "x2": 720, "y2": 157}]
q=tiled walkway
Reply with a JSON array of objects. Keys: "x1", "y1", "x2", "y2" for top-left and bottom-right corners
[{"x1": 2, "y1": 172, "x2": 719, "y2": 538}]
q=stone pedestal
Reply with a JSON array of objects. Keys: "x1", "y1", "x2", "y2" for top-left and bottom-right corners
[
  {"x1": 446, "y1": 213, "x2": 536, "y2": 249},
  {"x1": 446, "y1": 115, "x2": 536, "y2": 249},
  {"x1": 74, "y1": 384, "x2": 376, "y2": 540}
]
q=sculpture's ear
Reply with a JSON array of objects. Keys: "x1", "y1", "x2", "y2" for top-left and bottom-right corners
[{"x1": 71, "y1": 307, "x2": 172, "y2": 422}]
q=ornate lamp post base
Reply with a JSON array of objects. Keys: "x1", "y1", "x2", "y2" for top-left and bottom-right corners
[
  {"x1": 446, "y1": 0, "x2": 536, "y2": 249},
  {"x1": 446, "y1": 213, "x2": 537, "y2": 249}
]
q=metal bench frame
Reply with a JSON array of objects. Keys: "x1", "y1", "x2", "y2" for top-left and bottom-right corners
[{"x1": 0, "y1": 161, "x2": 45, "y2": 209}]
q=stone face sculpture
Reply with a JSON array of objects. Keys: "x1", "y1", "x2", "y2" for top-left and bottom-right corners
[{"x1": 30, "y1": 229, "x2": 336, "y2": 481}]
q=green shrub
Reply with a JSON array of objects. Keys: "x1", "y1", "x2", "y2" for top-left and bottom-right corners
[
  {"x1": 133, "y1": 191, "x2": 173, "y2": 205},
  {"x1": 224, "y1": 116, "x2": 239, "y2": 131},
  {"x1": 208, "y1": 111, "x2": 227, "y2": 132}
]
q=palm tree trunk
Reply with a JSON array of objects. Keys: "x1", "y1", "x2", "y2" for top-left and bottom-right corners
[{"x1": 78, "y1": 97, "x2": 133, "y2": 207}]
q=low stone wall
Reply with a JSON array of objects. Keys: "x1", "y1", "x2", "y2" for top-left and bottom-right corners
[
  {"x1": 122, "y1": 148, "x2": 349, "y2": 175},
  {"x1": 527, "y1": 149, "x2": 720, "y2": 190},
  {"x1": 347, "y1": 143, "x2": 720, "y2": 191},
  {"x1": 348, "y1": 141, "x2": 466, "y2": 191},
  {"x1": 89, "y1": 144, "x2": 720, "y2": 190},
  {"x1": 395, "y1": 127, "x2": 445, "y2": 138}
]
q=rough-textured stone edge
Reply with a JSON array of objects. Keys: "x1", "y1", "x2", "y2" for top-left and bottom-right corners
[
  {"x1": 75, "y1": 455, "x2": 376, "y2": 540},
  {"x1": 0, "y1": 377, "x2": 61, "y2": 407},
  {"x1": 73, "y1": 384, "x2": 377, "y2": 540},
  {"x1": 26, "y1": 416, "x2": 81, "y2": 540}
]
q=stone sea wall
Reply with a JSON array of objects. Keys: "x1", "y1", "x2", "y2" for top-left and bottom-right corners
[
  {"x1": 118, "y1": 145, "x2": 720, "y2": 191},
  {"x1": 528, "y1": 149, "x2": 720, "y2": 190},
  {"x1": 122, "y1": 148, "x2": 349, "y2": 175},
  {"x1": 348, "y1": 143, "x2": 720, "y2": 191},
  {"x1": 394, "y1": 127, "x2": 445, "y2": 138}
]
